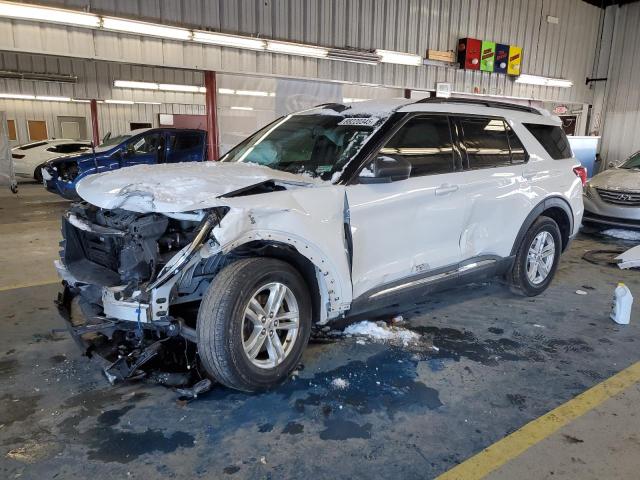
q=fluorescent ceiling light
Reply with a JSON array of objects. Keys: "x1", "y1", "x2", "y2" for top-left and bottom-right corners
[
  {"x1": 193, "y1": 31, "x2": 265, "y2": 50},
  {"x1": 105, "y1": 99, "x2": 135, "y2": 104},
  {"x1": 135, "y1": 101, "x2": 162, "y2": 105},
  {"x1": 0, "y1": 93, "x2": 35, "y2": 99},
  {"x1": 35, "y1": 95, "x2": 71, "y2": 102},
  {"x1": 376, "y1": 49, "x2": 422, "y2": 66},
  {"x1": 328, "y1": 49, "x2": 380, "y2": 65},
  {"x1": 158, "y1": 83, "x2": 205, "y2": 93},
  {"x1": 218, "y1": 88, "x2": 235, "y2": 95},
  {"x1": 114, "y1": 80, "x2": 159, "y2": 90},
  {"x1": 71, "y1": 99, "x2": 91, "y2": 103},
  {"x1": 266, "y1": 41, "x2": 328, "y2": 58},
  {"x1": 515, "y1": 74, "x2": 573, "y2": 88},
  {"x1": 102, "y1": 17, "x2": 191, "y2": 41},
  {"x1": 230, "y1": 106, "x2": 254, "y2": 111},
  {"x1": 0, "y1": 1, "x2": 100, "y2": 28},
  {"x1": 343, "y1": 97, "x2": 368, "y2": 103},
  {"x1": 235, "y1": 90, "x2": 269, "y2": 97}
]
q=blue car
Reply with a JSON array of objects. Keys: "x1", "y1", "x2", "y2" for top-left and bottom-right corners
[{"x1": 42, "y1": 128, "x2": 207, "y2": 199}]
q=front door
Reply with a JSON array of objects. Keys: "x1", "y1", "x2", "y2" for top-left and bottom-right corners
[
  {"x1": 123, "y1": 132, "x2": 165, "y2": 168},
  {"x1": 346, "y1": 114, "x2": 466, "y2": 299}
]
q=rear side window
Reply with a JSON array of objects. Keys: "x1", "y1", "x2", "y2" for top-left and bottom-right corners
[
  {"x1": 170, "y1": 133, "x2": 202, "y2": 152},
  {"x1": 379, "y1": 115, "x2": 454, "y2": 177},
  {"x1": 523, "y1": 123, "x2": 572, "y2": 159},
  {"x1": 459, "y1": 117, "x2": 511, "y2": 169}
]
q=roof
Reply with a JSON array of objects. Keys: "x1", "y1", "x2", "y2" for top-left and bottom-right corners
[{"x1": 299, "y1": 97, "x2": 559, "y2": 125}]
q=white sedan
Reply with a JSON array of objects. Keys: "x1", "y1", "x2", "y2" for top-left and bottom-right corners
[{"x1": 12, "y1": 139, "x2": 91, "y2": 182}]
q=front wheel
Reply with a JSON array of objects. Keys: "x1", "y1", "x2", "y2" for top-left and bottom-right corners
[
  {"x1": 196, "y1": 257, "x2": 311, "y2": 392},
  {"x1": 509, "y1": 216, "x2": 562, "y2": 296}
]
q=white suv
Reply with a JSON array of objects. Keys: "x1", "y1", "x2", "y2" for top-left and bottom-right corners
[{"x1": 56, "y1": 98, "x2": 585, "y2": 391}]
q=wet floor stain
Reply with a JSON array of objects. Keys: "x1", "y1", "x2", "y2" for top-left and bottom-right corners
[
  {"x1": 49, "y1": 354, "x2": 67, "y2": 365},
  {"x1": 223, "y1": 465, "x2": 241, "y2": 474},
  {"x1": 56, "y1": 387, "x2": 194, "y2": 464},
  {"x1": 0, "y1": 393, "x2": 41, "y2": 427},
  {"x1": 282, "y1": 421, "x2": 304, "y2": 435},
  {"x1": 0, "y1": 358, "x2": 18, "y2": 376},
  {"x1": 319, "y1": 419, "x2": 372, "y2": 440}
]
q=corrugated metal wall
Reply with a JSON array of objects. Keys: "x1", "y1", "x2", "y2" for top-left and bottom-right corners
[
  {"x1": 598, "y1": 2, "x2": 640, "y2": 163},
  {"x1": 2, "y1": 0, "x2": 601, "y2": 103},
  {"x1": 0, "y1": 52, "x2": 207, "y2": 143}
]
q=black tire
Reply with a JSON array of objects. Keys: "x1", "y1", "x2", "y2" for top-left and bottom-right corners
[
  {"x1": 196, "y1": 257, "x2": 312, "y2": 392},
  {"x1": 509, "y1": 216, "x2": 562, "y2": 296},
  {"x1": 33, "y1": 166, "x2": 43, "y2": 183}
]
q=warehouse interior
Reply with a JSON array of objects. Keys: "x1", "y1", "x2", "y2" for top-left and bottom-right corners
[{"x1": 0, "y1": 0, "x2": 639, "y2": 479}]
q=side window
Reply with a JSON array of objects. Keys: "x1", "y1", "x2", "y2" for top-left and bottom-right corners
[
  {"x1": 459, "y1": 117, "x2": 511, "y2": 169},
  {"x1": 523, "y1": 123, "x2": 572, "y2": 159},
  {"x1": 506, "y1": 125, "x2": 528, "y2": 164},
  {"x1": 171, "y1": 133, "x2": 202, "y2": 152},
  {"x1": 378, "y1": 115, "x2": 454, "y2": 177},
  {"x1": 130, "y1": 133, "x2": 162, "y2": 156}
]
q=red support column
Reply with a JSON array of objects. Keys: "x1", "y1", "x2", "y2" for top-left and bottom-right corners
[
  {"x1": 204, "y1": 71, "x2": 220, "y2": 161},
  {"x1": 90, "y1": 99, "x2": 100, "y2": 146},
  {"x1": 403, "y1": 88, "x2": 412, "y2": 99}
]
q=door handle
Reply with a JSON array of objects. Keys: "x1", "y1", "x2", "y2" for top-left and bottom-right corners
[{"x1": 435, "y1": 184, "x2": 459, "y2": 196}]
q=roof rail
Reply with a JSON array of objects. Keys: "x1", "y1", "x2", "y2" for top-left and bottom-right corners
[{"x1": 414, "y1": 97, "x2": 542, "y2": 115}]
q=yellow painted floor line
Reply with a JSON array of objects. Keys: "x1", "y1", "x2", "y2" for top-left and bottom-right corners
[
  {"x1": 437, "y1": 361, "x2": 640, "y2": 480},
  {"x1": 0, "y1": 279, "x2": 59, "y2": 292}
]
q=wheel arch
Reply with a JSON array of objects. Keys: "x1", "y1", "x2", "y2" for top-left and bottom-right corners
[
  {"x1": 223, "y1": 237, "x2": 347, "y2": 325},
  {"x1": 511, "y1": 196, "x2": 574, "y2": 256}
]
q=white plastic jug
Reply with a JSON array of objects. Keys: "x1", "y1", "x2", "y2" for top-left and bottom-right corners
[{"x1": 611, "y1": 283, "x2": 633, "y2": 325}]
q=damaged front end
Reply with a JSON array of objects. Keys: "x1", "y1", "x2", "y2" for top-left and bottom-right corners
[{"x1": 56, "y1": 203, "x2": 230, "y2": 384}]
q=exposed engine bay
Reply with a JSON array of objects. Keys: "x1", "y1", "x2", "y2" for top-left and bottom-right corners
[{"x1": 57, "y1": 204, "x2": 231, "y2": 386}]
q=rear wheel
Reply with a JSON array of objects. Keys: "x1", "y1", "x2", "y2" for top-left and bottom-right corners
[
  {"x1": 196, "y1": 257, "x2": 311, "y2": 392},
  {"x1": 509, "y1": 216, "x2": 562, "y2": 296}
]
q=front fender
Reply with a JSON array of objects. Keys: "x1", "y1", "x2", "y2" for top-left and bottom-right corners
[{"x1": 212, "y1": 186, "x2": 352, "y2": 322}]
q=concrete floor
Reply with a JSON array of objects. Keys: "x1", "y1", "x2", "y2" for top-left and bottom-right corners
[{"x1": 0, "y1": 184, "x2": 638, "y2": 480}]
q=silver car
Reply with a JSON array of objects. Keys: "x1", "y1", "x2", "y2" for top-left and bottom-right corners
[{"x1": 583, "y1": 151, "x2": 640, "y2": 229}]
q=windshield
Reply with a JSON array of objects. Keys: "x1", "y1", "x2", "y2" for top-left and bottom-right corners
[
  {"x1": 98, "y1": 134, "x2": 132, "y2": 149},
  {"x1": 220, "y1": 114, "x2": 377, "y2": 180},
  {"x1": 620, "y1": 152, "x2": 640, "y2": 169}
]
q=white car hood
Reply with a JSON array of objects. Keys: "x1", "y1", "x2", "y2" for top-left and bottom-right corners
[
  {"x1": 589, "y1": 168, "x2": 640, "y2": 192},
  {"x1": 76, "y1": 162, "x2": 322, "y2": 213}
]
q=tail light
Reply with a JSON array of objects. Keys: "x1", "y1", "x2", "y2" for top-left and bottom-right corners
[{"x1": 573, "y1": 166, "x2": 587, "y2": 186}]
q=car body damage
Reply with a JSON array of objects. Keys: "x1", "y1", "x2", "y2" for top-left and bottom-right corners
[{"x1": 57, "y1": 162, "x2": 354, "y2": 383}]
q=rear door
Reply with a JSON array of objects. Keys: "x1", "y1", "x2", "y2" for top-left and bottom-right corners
[
  {"x1": 165, "y1": 131, "x2": 206, "y2": 163},
  {"x1": 346, "y1": 114, "x2": 467, "y2": 299},
  {"x1": 452, "y1": 116, "x2": 530, "y2": 260}
]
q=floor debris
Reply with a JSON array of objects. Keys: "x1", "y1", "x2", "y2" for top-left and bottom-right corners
[
  {"x1": 602, "y1": 229, "x2": 640, "y2": 241},
  {"x1": 615, "y1": 244, "x2": 640, "y2": 269},
  {"x1": 330, "y1": 378, "x2": 349, "y2": 390},
  {"x1": 175, "y1": 378, "x2": 212, "y2": 400},
  {"x1": 575, "y1": 290, "x2": 588, "y2": 295},
  {"x1": 343, "y1": 320, "x2": 420, "y2": 346}
]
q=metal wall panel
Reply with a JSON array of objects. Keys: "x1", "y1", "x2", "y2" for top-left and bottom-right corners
[
  {"x1": 598, "y1": 3, "x2": 640, "y2": 163},
  {"x1": 2, "y1": 0, "x2": 601, "y2": 103}
]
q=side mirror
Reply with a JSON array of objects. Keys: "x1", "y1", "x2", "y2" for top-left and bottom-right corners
[
  {"x1": 126, "y1": 143, "x2": 135, "y2": 156},
  {"x1": 608, "y1": 161, "x2": 616, "y2": 169},
  {"x1": 360, "y1": 155, "x2": 411, "y2": 183}
]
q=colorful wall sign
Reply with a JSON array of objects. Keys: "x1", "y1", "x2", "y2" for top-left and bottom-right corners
[
  {"x1": 494, "y1": 44, "x2": 509, "y2": 74},
  {"x1": 458, "y1": 38, "x2": 521, "y2": 76},
  {"x1": 457, "y1": 38, "x2": 482, "y2": 70},
  {"x1": 480, "y1": 41, "x2": 496, "y2": 72},
  {"x1": 507, "y1": 45, "x2": 522, "y2": 76}
]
